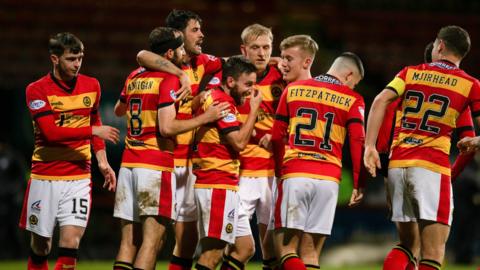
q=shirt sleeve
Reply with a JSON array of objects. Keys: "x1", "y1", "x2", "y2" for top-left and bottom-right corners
[
  {"x1": 271, "y1": 88, "x2": 289, "y2": 177},
  {"x1": 468, "y1": 79, "x2": 480, "y2": 118},
  {"x1": 203, "y1": 54, "x2": 223, "y2": 75},
  {"x1": 91, "y1": 80, "x2": 106, "y2": 152},
  {"x1": 158, "y1": 75, "x2": 179, "y2": 109},
  {"x1": 347, "y1": 96, "x2": 366, "y2": 189},
  {"x1": 386, "y1": 67, "x2": 408, "y2": 96},
  {"x1": 26, "y1": 83, "x2": 54, "y2": 120}
]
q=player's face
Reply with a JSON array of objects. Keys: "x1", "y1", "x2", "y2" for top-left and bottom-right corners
[
  {"x1": 52, "y1": 49, "x2": 84, "y2": 81},
  {"x1": 183, "y1": 19, "x2": 204, "y2": 56},
  {"x1": 171, "y1": 44, "x2": 187, "y2": 67},
  {"x1": 229, "y1": 72, "x2": 257, "y2": 105},
  {"x1": 280, "y1": 46, "x2": 308, "y2": 82},
  {"x1": 241, "y1": 35, "x2": 272, "y2": 72}
]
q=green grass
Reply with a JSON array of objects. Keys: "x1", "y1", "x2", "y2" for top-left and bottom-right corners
[{"x1": 0, "y1": 261, "x2": 477, "y2": 270}]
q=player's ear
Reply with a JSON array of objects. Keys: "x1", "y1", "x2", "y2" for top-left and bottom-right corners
[
  {"x1": 165, "y1": 49, "x2": 174, "y2": 60},
  {"x1": 303, "y1": 57, "x2": 312, "y2": 69},
  {"x1": 240, "y1": 44, "x2": 247, "y2": 57},
  {"x1": 226, "y1": 76, "x2": 235, "y2": 88},
  {"x1": 50, "y1": 54, "x2": 59, "y2": 65}
]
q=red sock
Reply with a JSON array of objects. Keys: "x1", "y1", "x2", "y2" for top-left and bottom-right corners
[
  {"x1": 54, "y1": 256, "x2": 76, "y2": 270},
  {"x1": 280, "y1": 254, "x2": 306, "y2": 270},
  {"x1": 383, "y1": 245, "x2": 415, "y2": 270},
  {"x1": 54, "y1": 248, "x2": 78, "y2": 270},
  {"x1": 28, "y1": 256, "x2": 49, "y2": 270},
  {"x1": 169, "y1": 255, "x2": 193, "y2": 270},
  {"x1": 406, "y1": 261, "x2": 417, "y2": 270}
]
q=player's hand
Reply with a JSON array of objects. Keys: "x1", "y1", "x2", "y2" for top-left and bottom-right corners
[
  {"x1": 348, "y1": 188, "x2": 364, "y2": 207},
  {"x1": 364, "y1": 145, "x2": 380, "y2": 177},
  {"x1": 204, "y1": 102, "x2": 231, "y2": 123},
  {"x1": 457, "y1": 136, "x2": 480, "y2": 153},
  {"x1": 92, "y1": 125, "x2": 120, "y2": 144},
  {"x1": 175, "y1": 72, "x2": 192, "y2": 102},
  {"x1": 98, "y1": 162, "x2": 116, "y2": 192},
  {"x1": 249, "y1": 89, "x2": 263, "y2": 111},
  {"x1": 259, "y1": 133, "x2": 272, "y2": 150}
]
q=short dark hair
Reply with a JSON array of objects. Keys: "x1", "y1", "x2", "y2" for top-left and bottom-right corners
[
  {"x1": 339, "y1": 52, "x2": 364, "y2": 78},
  {"x1": 424, "y1": 42, "x2": 433, "y2": 62},
  {"x1": 48, "y1": 32, "x2": 83, "y2": 56},
  {"x1": 165, "y1": 9, "x2": 202, "y2": 32},
  {"x1": 149, "y1": 27, "x2": 183, "y2": 55},
  {"x1": 222, "y1": 55, "x2": 257, "y2": 82},
  {"x1": 437, "y1": 25, "x2": 471, "y2": 58}
]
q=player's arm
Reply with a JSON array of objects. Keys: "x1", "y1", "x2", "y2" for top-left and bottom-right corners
[
  {"x1": 158, "y1": 102, "x2": 230, "y2": 137},
  {"x1": 270, "y1": 89, "x2": 289, "y2": 177},
  {"x1": 114, "y1": 100, "x2": 127, "y2": 117},
  {"x1": 95, "y1": 149, "x2": 116, "y2": 191},
  {"x1": 364, "y1": 88, "x2": 398, "y2": 177},
  {"x1": 224, "y1": 90, "x2": 263, "y2": 152},
  {"x1": 136, "y1": 50, "x2": 191, "y2": 101},
  {"x1": 452, "y1": 108, "x2": 476, "y2": 181},
  {"x1": 347, "y1": 99, "x2": 367, "y2": 207}
]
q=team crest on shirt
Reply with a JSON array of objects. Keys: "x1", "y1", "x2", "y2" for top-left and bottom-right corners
[
  {"x1": 29, "y1": 100, "x2": 46, "y2": 110},
  {"x1": 29, "y1": 215, "x2": 38, "y2": 226},
  {"x1": 83, "y1": 96, "x2": 92, "y2": 107},
  {"x1": 222, "y1": 113, "x2": 237, "y2": 123},
  {"x1": 170, "y1": 89, "x2": 177, "y2": 100},
  {"x1": 225, "y1": 223, "x2": 233, "y2": 234},
  {"x1": 271, "y1": 86, "x2": 283, "y2": 98},
  {"x1": 31, "y1": 200, "x2": 41, "y2": 212}
]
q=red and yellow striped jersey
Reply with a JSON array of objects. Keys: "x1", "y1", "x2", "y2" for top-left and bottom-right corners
[
  {"x1": 191, "y1": 88, "x2": 242, "y2": 191},
  {"x1": 26, "y1": 73, "x2": 101, "y2": 181},
  {"x1": 387, "y1": 60, "x2": 480, "y2": 176},
  {"x1": 118, "y1": 67, "x2": 177, "y2": 172},
  {"x1": 272, "y1": 74, "x2": 365, "y2": 186},
  {"x1": 238, "y1": 65, "x2": 285, "y2": 177},
  {"x1": 207, "y1": 65, "x2": 285, "y2": 177},
  {"x1": 175, "y1": 53, "x2": 222, "y2": 166}
]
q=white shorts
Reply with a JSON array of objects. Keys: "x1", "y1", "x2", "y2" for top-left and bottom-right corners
[
  {"x1": 235, "y1": 200, "x2": 253, "y2": 237},
  {"x1": 274, "y1": 177, "x2": 339, "y2": 235},
  {"x1": 238, "y1": 176, "x2": 274, "y2": 225},
  {"x1": 175, "y1": 166, "x2": 197, "y2": 222},
  {"x1": 387, "y1": 167, "x2": 453, "y2": 225},
  {"x1": 195, "y1": 188, "x2": 239, "y2": 244},
  {"x1": 113, "y1": 167, "x2": 176, "y2": 222},
  {"x1": 19, "y1": 178, "x2": 91, "y2": 238}
]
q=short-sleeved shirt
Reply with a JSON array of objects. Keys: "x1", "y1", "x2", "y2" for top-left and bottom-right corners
[
  {"x1": 175, "y1": 54, "x2": 223, "y2": 166},
  {"x1": 192, "y1": 87, "x2": 242, "y2": 190},
  {"x1": 119, "y1": 67, "x2": 178, "y2": 171},
  {"x1": 26, "y1": 73, "x2": 101, "y2": 180},
  {"x1": 386, "y1": 60, "x2": 480, "y2": 176},
  {"x1": 274, "y1": 74, "x2": 365, "y2": 183}
]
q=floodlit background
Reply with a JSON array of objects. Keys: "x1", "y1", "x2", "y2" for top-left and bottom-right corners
[{"x1": 1, "y1": 0, "x2": 479, "y2": 267}]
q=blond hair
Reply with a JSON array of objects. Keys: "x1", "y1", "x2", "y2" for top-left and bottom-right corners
[
  {"x1": 280, "y1": 35, "x2": 318, "y2": 57},
  {"x1": 241, "y1": 24, "x2": 273, "y2": 44}
]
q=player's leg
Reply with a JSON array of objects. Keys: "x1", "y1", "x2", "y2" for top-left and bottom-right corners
[
  {"x1": 170, "y1": 166, "x2": 197, "y2": 270},
  {"x1": 134, "y1": 216, "x2": 169, "y2": 269},
  {"x1": 298, "y1": 233, "x2": 326, "y2": 270},
  {"x1": 257, "y1": 176, "x2": 276, "y2": 267},
  {"x1": 133, "y1": 168, "x2": 175, "y2": 269},
  {"x1": 273, "y1": 178, "x2": 312, "y2": 270},
  {"x1": 411, "y1": 168, "x2": 452, "y2": 270},
  {"x1": 299, "y1": 179, "x2": 339, "y2": 269},
  {"x1": 113, "y1": 167, "x2": 141, "y2": 270},
  {"x1": 114, "y1": 220, "x2": 142, "y2": 270},
  {"x1": 262, "y1": 178, "x2": 279, "y2": 270},
  {"x1": 383, "y1": 222, "x2": 419, "y2": 270},
  {"x1": 55, "y1": 179, "x2": 92, "y2": 270},
  {"x1": 196, "y1": 237, "x2": 229, "y2": 269},
  {"x1": 195, "y1": 188, "x2": 239, "y2": 269},
  {"x1": 19, "y1": 179, "x2": 55, "y2": 270}
]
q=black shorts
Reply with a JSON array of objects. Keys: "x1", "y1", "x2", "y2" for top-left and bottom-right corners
[{"x1": 378, "y1": 153, "x2": 389, "y2": 178}]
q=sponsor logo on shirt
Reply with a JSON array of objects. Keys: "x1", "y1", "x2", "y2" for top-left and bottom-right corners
[
  {"x1": 29, "y1": 100, "x2": 46, "y2": 110},
  {"x1": 222, "y1": 113, "x2": 237, "y2": 123},
  {"x1": 208, "y1": 76, "x2": 221, "y2": 85},
  {"x1": 170, "y1": 89, "x2": 177, "y2": 100},
  {"x1": 359, "y1": 107, "x2": 365, "y2": 118},
  {"x1": 206, "y1": 54, "x2": 217, "y2": 61}
]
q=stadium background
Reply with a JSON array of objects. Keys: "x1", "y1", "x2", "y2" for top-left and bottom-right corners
[{"x1": 1, "y1": 0, "x2": 479, "y2": 267}]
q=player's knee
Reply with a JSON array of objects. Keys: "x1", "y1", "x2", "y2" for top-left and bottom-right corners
[
  {"x1": 31, "y1": 235, "x2": 52, "y2": 255},
  {"x1": 421, "y1": 244, "x2": 445, "y2": 261}
]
